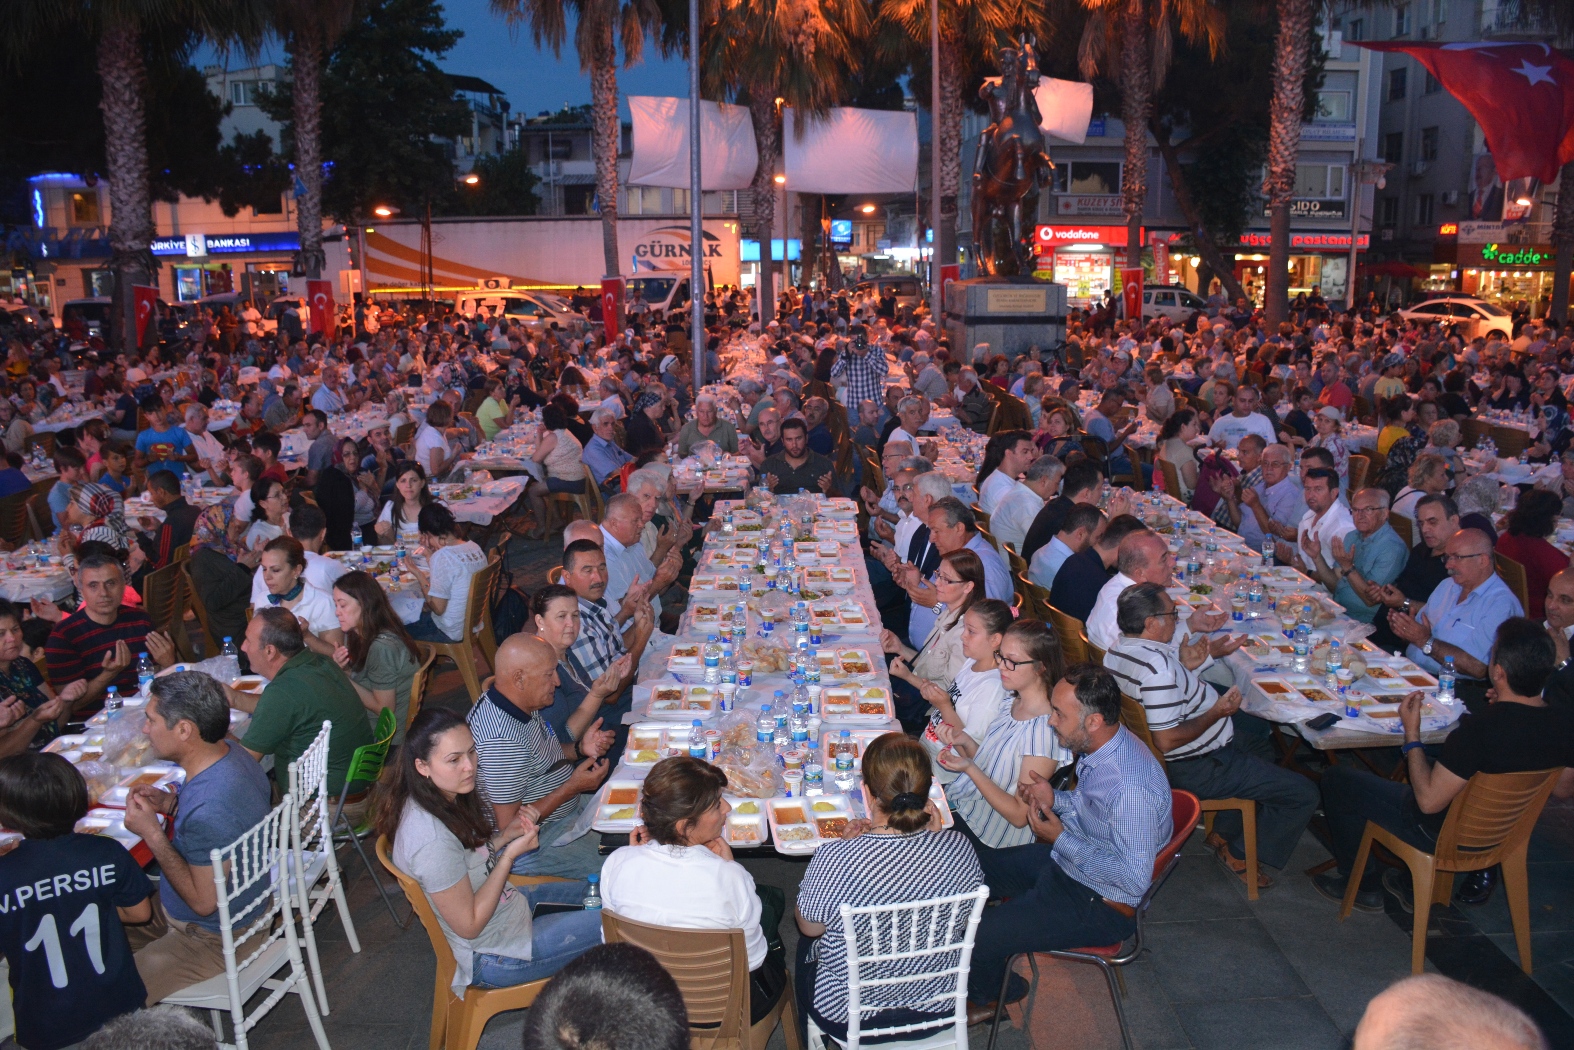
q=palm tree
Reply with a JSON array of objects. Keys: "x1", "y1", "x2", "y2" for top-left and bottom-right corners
[
  {"x1": 1077, "y1": 0, "x2": 1225, "y2": 270},
  {"x1": 877, "y1": 0, "x2": 1027, "y2": 285},
  {"x1": 491, "y1": 0, "x2": 667, "y2": 278},
  {"x1": 702, "y1": 0, "x2": 869, "y2": 322},
  {"x1": 270, "y1": 0, "x2": 356, "y2": 280},
  {"x1": 7, "y1": 1, "x2": 264, "y2": 352},
  {"x1": 1260, "y1": 0, "x2": 1313, "y2": 327}
]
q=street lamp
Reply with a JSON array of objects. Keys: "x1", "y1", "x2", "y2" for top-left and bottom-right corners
[
  {"x1": 373, "y1": 205, "x2": 398, "y2": 218},
  {"x1": 772, "y1": 174, "x2": 788, "y2": 297},
  {"x1": 464, "y1": 173, "x2": 481, "y2": 186},
  {"x1": 860, "y1": 204, "x2": 876, "y2": 214}
]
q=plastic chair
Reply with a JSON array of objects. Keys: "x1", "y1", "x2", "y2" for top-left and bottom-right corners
[
  {"x1": 286, "y1": 721, "x2": 361, "y2": 1013},
  {"x1": 0, "y1": 492, "x2": 32, "y2": 547},
  {"x1": 163, "y1": 796, "x2": 331, "y2": 1050},
  {"x1": 181, "y1": 562, "x2": 221, "y2": 657},
  {"x1": 547, "y1": 565, "x2": 566, "y2": 586},
  {"x1": 141, "y1": 559, "x2": 187, "y2": 640},
  {"x1": 1348, "y1": 454, "x2": 1370, "y2": 493},
  {"x1": 1341, "y1": 768, "x2": 1563, "y2": 974},
  {"x1": 1082, "y1": 631, "x2": 1106, "y2": 666},
  {"x1": 336, "y1": 709, "x2": 405, "y2": 929},
  {"x1": 1157, "y1": 459, "x2": 1183, "y2": 502},
  {"x1": 1388, "y1": 512, "x2": 1413, "y2": 548},
  {"x1": 407, "y1": 642, "x2": 440, "y2": 730},
  {"x1": 601, "y1": 909, "x2": 802, "y2": 1050},
  {"x1": 1119, "y1": 698, "x2": 1260, "y2": 900},
  {"x1": 427, "y1": 557, "x2": 501, "y2": 702},
  {"x1": 808, "y1": 887, "x2": 989, "y2": 1050},
  {"x1": 377, "y1": 836, "x2": 550, "y2": 1050},
  {"x1": 1493, "y1": 552, "x2": 1531, "y2": 615},
  {"x1": 987, "y1": 790, "x2": 1201, "y2": 1050},
  {"x1": 1045, "y1": 604, "x2": 1089, "y2": 663}
]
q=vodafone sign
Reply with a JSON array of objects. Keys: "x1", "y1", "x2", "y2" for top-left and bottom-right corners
[{"x1": 1035, "y1": 225, "x2": 1143, "y2": 248}]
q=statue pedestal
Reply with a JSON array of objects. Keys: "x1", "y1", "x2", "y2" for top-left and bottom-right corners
[{"x1": 943, "y1": 277, "x2": 1067, "y2": 364}]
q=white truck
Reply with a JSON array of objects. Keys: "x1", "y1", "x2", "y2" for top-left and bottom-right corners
[{"x1": 329, "y1": 215, "x2": 741, "y2": 315}]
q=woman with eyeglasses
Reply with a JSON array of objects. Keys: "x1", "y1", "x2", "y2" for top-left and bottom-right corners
[
  {"x1": 937, "y1": 618, "x2": 1072, "y2": 852},
  {"x1": 879, "y1": 549, "x2": 986, "y2": 732}
]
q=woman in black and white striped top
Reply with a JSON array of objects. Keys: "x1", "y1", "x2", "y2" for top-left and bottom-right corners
[{"x1": 795, "y1": 734, "x2": 983, "y2": 1043}]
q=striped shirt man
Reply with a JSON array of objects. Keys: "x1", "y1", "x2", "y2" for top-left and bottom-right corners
[
  {"x1": 467, "y1": 687, "x2": 577, "y2": 834},
  {"x1": 45, "y1": 606, "x2": 156, "y2": 697},
  {"x1": 1103, "y1": 636, "x2": 1233, "y2": 761}
]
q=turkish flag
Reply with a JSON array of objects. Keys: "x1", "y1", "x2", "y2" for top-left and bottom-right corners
[
  {"x1": 132, "y1": 285, "x2": 158, "y2": 347},
  {"x1": 1357, "y1": 42, "x2": 1574, "y2": 184},
  {"x1": 306, "y1": 280, "x2": 335, "y2": 337},
  {"x1": 1120, "y1": 268, "x2": 1144, "y2": 320},
  {"x1": 601, "y1": 277, "x2": 625, "y2": 341}
]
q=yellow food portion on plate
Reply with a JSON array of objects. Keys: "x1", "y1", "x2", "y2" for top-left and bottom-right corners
[
  {"x1": 734, "y1": 801, "x2": 760, "y2": 814},
  {"x1": 605, "y1": 807, "x2": 636, "y2": 820},
  {"x1": 811, "y1": 801, "x2": 837, "y2": 812}
]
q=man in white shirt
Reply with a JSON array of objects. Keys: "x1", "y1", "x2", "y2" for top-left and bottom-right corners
[
  {"x1": 885, "y1": 395, "x2": 931, "y2": 453},
  {"x1": 1290, "y1": 468, "x2": 1355, "y2": 573},
  {"x1": 310, "y1": 367, "x2": 346, "y2": 413},
  {"x1": 181, "y1": 404, "x2": 227, "y2": 486},
  {"x1": 1086, "y1": 531, "x2": 1235, "y2": 659},
  {"x1": 600, "y1": 494, "x2": 679, "y2": 626},
  {"x1": 1104, "y1": 583, "x2": 1317, "y2": 887},
  {"x1": 1028, "y1": 503, "x2": 1102, "y2": 591},
  {"x1": 1207, "y1": 385, "x2": 1279, "y2": 450},
  {"x1": 991, "y1": 456, "x2": 1061, "y2": 557},
  {"x1": 978, "y1": 432, "x2": 1040, "y2": 514}
]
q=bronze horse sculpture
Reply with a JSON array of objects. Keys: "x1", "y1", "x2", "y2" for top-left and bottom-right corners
[{"x1": 971, "y1": 42, "x2": 1054, "y2": 278}]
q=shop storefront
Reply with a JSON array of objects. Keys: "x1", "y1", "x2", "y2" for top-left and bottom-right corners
[
  {"x1": 1231, "y1": 231, "x2": 1368, "y2": 306},
  {"x1": 1458, "y1": 242, "x2": 1569, "y2": 314},
  {"x1": 1033, "y1": 224, "x2": 1142, "y2": 308},
  {"x1": 151, "y1": 231, "x2": 301, "y2": 302}
]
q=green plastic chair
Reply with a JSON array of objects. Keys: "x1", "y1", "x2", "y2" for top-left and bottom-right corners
[{"x1": 332, "y1": 707, "x2": 406, "y2": 927}]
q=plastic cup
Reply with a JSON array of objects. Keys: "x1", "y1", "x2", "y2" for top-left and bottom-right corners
[
  {"x1": 782, "y1": 770, "x2": 804, "y2": 797},
  {"x1": 783, "y1": 749, "x2": 805, "y2": 770},
  {"x1": 736, "y1": 662, "x2": 754, "y2": 686}
]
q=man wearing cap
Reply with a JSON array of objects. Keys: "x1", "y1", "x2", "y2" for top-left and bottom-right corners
[{"x1": 1373, "y1": 354, "x2": 1407, "y2": 401}]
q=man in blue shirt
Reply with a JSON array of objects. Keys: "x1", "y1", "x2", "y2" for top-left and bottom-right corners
[
  {"x1": 133, "y1": 399, "x2": 194, "y2": 479},
  {"x1": 47, "y1": 447, "x2": 87, "y2": 530},
  {"x1": 583, "y1": 410, "x2": 634, "y2": 495},
  {"x1": 1083, "y1": 389, "x2": 1141, "y2": 479},
  {"x1": 122, "y1": 671, "x2": 272, "y2": 1004},
  {"x1": 1300, "y1": 487, "x2": 1409, "y2": 623},
  {"x1": 310, "y1": 366, "x2": 346, "y2": 413},
  {"x1": 1389, "y1": 527, "x2": 1525, "y2": 713}
]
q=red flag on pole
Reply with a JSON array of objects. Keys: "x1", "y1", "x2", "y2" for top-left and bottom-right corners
[
  {"x1": 307, "y1": 280, "x2": 335, "y2": 337},
  {"x1": 601, "y1": 277, "x2": 625, "y2": 342},
  {"x1": 132, "y1": 285, "x2": 159, "y2": 347},
  {"x1": 1355, "y1": 42, "x2": 1574, "y2": 184}
]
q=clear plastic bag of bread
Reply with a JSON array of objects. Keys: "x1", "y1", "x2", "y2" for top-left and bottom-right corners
[{"x1": 714, "y1": 741, "x2": 785, "y2": 799}]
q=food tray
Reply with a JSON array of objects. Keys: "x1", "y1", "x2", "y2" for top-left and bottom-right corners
[
  {"x1": 818, "y1": 727, "x2": 890, "y2": 768},
  {"x1": 815, "y1": 648, "x2": 877, "y2": 680},
  {"x1": 809, "y1": 600, "x2": 873, "y2": 633},
  {"x1": 645, "y1": 684, "x2": 718, "y2": 720},
  {"x1": 802, "y1": 566, "x2": 856, "y2": 594},
  {"x1": 590, "y1": 780, "x2": 644, "y2": 832},
  {"x1": 625, "y1": 725, "x2": 681, "y2": 766},
  {"x1": 99, "y1": 765, "x2": 183, "y2": 808},
  {"x1": 767, "y1": 795, "x2": 852, "y2": 856},
  {"x1": 76, "y1": 809, "x2": 145, "y2": 849},
  {"x1": 44, "y1": 734, "x2": 105, "y2": 763},
  {"x1": 813, "y1": 521, "x2": 859, "y2": 545},
  {"x1": 231, "y1": 675, "x2": 267, "y2": 696},
  {"x1": 691, "y1": 573, "x2": 744, "y2": 594},
  {"x1": 820, "y1": 685, "x2": 894, "y2": 723},
  {"x1": 1253, "y1": 676, "x2": 1307, "y2": 702},
  {"x1": 723, "y1": 796, "x2": 769, "y2": 847}
]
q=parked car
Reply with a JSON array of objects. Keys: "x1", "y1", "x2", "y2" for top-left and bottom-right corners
[
  {"x1": 854, "y1": 275, "x2": 924, "y2": 310},
  {"x1": 456, "y1": 289, "x2": 589, "y2": 336},
  {"x1": 1141, "y1": 285, "x2": 1208, "y2": 323},
  {"x1": 1396, "y1": 296, "x2": 1513, "y2": 340},
  {"x1": 59, "y1": 297, "x2": 112, "y2": 340}
]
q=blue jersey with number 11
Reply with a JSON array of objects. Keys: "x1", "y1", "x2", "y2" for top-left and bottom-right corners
[{"x1": 0, "y1": 834, "x2": 151, "y2": 1050}]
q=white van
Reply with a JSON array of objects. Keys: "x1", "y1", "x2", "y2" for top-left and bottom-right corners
[{"x1": 456, "y1": 289, "x2": 590, "y2": 336}]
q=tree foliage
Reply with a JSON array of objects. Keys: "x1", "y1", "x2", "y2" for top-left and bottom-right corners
[{"x1": 262, "y1": 0, "x2": 471, "y2": 222}]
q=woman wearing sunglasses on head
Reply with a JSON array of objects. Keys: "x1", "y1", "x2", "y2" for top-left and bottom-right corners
[{"x1": 937, "y1": 619, "x2": 1072, "y2": 854}]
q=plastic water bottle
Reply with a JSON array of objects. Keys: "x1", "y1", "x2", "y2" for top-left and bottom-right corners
[
  {"x1": 1247, "y1": 576, "x2": 1264, "y2": 619},
  {"x1": 1327, "y1": 640, "x2": 1342, "y2": 676},
  {"x1": 756, "y1": 704, "x2": 776, "y2": 743},
  {"x1": 1261, "y1": 538, "x2": 1274, "y2": 568},
  {"x1": 688, "y1": 720, "x2": 707, "y2": 759},
  {"x1": 218, "y1": 636, "x2": 241, "y2": 683},
  {"x1": 351, "y1": 524, "x2": 363, "y2": 553},
  {"x1": 136, "y1": 652, "x2": 156, "y2": 697},
  {"x1": 833, "y1": 730, "x2": 856, "y2": 791},
  {"x1": 720, "y1": 645, "x2": 737, "y2": 685},
  {"x1": 582, "y1": 874, "x2": 602, "y2": 911},
  {"x1": 1439, "y1": 655, "x2": 1456, "y2": 703},
  {"x1": 773, "y1": 706, "x2": 790, "y2": 750},
  {"x1": 791, "y1": 702, "x2": 809, "y2": 742},
  {"x1": 722, "y1": 512, "x2": 735, "y2": 537},
  {"x1": 1185, "y1": 555, "x2": 1200, "y2": 584},
  {"x1": 702, "y1": 635, "x2": 721, "y2": 683},
  {"x1": 1293, "y1": 621, "x2": 1311, "y2": 673},
  {"x1": 805, "y1": 650, "x2": 822, "y2": 685},
  {"x1": 103, "y1": 687, "x2": 122, "y2": 728}
]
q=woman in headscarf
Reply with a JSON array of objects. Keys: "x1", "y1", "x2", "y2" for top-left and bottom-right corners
[
  {"x1": 61, "y1": 482, "x2": 132, "y2": 555},
  {"x1": 624, "y1": 390, "x2": 666, "y2": 457}
]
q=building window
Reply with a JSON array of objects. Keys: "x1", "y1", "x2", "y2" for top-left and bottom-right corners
[
  {"x1": 1314, "y1": 90, "x2": 1351, "y2": 122},
  {"x1": 1380, "y1": 197, "x2": 1399, "y2": 226},
  {"x1": 1415, "y1": 194, "x2": 1435, "y2": 224},
  {"x1": 253, "y1": 195, "x2": 284, "y2": 216},
  {"x1": 1053, "y1": 160, "x2": 1121, "y2": 195},
  {"x1": 1424, "y1": 71, "x2": 1441, "y2": 94},
  {"x1": 704, "y1": 190, "x2": 740, "y2": 214},
  {"x1": 229, "y1": 80, "x2": 258, "y2": 106},
  {"x1": 69, "y1": 191, "x2": 100, "y2": 225},
  {"x1": 672, "y1": 188, "x2": 690, "y2": 213},
  {"x1": 1420, "y1": 127, "x2": 1439, "y2": 161},
  {"x1": 1394, "y1": 4, "x2": 1409, "y2": 35},
  {"x1": 1387, "y1": 68, "x2": 1407, "y2": 101},
  {"x1": 625, "y1": 186, "x2": 663, "y2": 215},
  {"x1": 1294, "y1": 164, "x2": 1348, "y2": 199},
  {"x1": 1382, "y1": 132, "x2": 1405, "y2": 165},
  {"x1": 1347, "y1": 17, "x2": 1363, "y2": 40}
]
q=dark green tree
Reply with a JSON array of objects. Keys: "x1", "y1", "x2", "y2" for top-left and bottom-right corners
[
  {"x1": 262, "y1": 0, "x2": 471, "y2": 223},
  {"x1": 451, "y1": 151, "x2": 542, "y2": 216}
]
